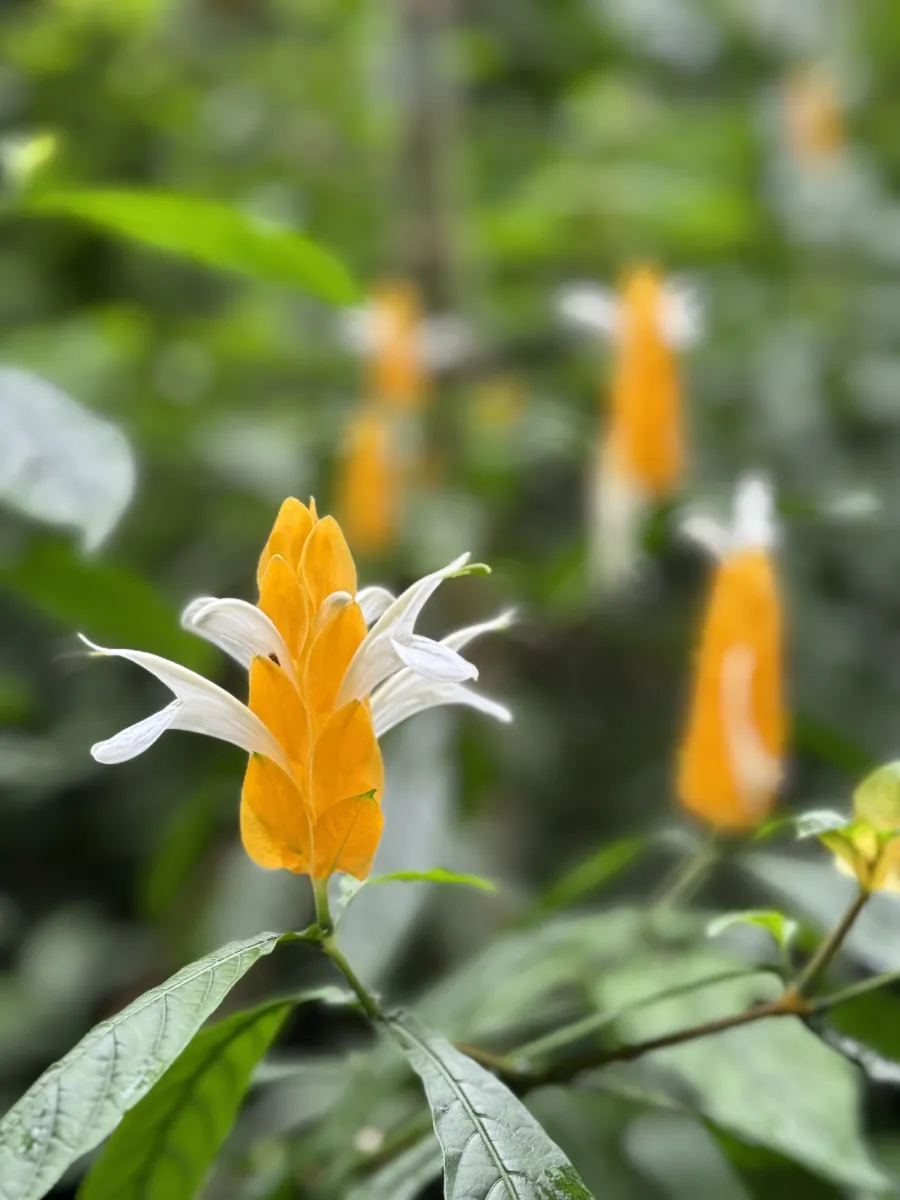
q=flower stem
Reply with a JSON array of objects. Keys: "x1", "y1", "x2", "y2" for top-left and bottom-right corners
[
  {"x1": 789, "y1": 886, "x2": 869, "y2": 999},
  {"x1": 320, "y1": 935, "x2": 383, "y2": 1024},
  {"x1": 312, "y1": 877, "x2": 334, "y2": 937},
  {"x1": 809, "y1": 965, "x2": 900, "y2": 1013},
  {"x1": 652, "y1": 834, "x2": 717, "y2": 912}
]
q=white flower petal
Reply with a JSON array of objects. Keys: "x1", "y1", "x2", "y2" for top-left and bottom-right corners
[
  {"x1": 337, "y1": 553, "x2": 471, "y2": 705},
  {"x1": 81, "y1": 635, "x2": 288, "y2": 769},
  {"x1": 181, "y1": 596, "x2": 296, "y2": 685},
  {"x1": 558, "y1": 285, "x2": 621, "y2": 337},
  {"x1": 371, "y1": 676, "x2": 512, "y2": 739},
  {"x1": 661, "y1": 279, "x2": 704, "y2": 348},
  {"x1": 441, "y1": 608, "x2": 516, "y2": 653},
  {"x1": 91, "y1": 700, "x2": 182, "y2": 764},
  {"x1": 391, "y1": 634, "x2": 478, "y2": 683},
  {"x1": 679, "y1": 515, "x2": 731, "y2": 559},
  {"x1": 733, "y1": 474, "x2": 777, "y2": 550},
  {"x1": 356, "y1": 585, "x2": 395, "y2": 626},
  {"x1": 720, "y1": 644, "x2": 781, "y2": 810},
  {"x1": 590, "y1": 456, "x2": 647, "y2": 590},
  {"x1": 418, "y1": 316, "x2": 474, "y2": 369}
]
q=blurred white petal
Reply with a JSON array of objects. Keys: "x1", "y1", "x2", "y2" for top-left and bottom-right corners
[
  {"x1": 442, "y1": 609, "x2": 517, "y2": 653},
  {"x1": 338, "y1": 305, "x2": 378, "y2": 354},
  {"x1": 733, "y1": 474, "x2": 777, "y2": 549},
  {"x1": 558, "y1": 285, "x2": 620, "y2": 337},
  {"x1": 590, "y1": 457, "x2": 647, "y2": 592},
  {"x1": 679, "y1": 515, "x2": 730, "y2": 559},
  {"x1": 356, "y1": 586, "x2": 395, "y2": 626},
  {"x1": 418, "y1": 316, "x2": 475, "y2": 369},
  {"x1": 661, "y1": 279, "x2": 704, "y2": 347},
  {"x1": 81, "y1": 636, "x2": 287, "y2": 769},
  {"x1": 337, "y1": 553, "x2": 471, "y2": 704},
  {"x1": 721, "y1": 644, "x2": 781, "y2": 809},
  {"x1": 372, "y1": 676, "x2": 512, "y2": 738}
]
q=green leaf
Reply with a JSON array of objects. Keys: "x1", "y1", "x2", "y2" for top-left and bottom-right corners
[
  {"x1": 346, "y1": 1136, "x2": 442, "y2": 1200},
  {"x1": 0, "y1": 368, "x2": 134, "y2": 551},
  {"x1": 0, "y1": 931, "x2": 285, "y2": 1200},
  {"x1": 369, "y1": 869, "x2": 496, "y2": 892},
  {"x1": 531, "y1": 836, "x2": 645, "y2": 915},
  {"x1": 388, "y1": 1015, "x2": 595, "y2": 1200},
  {"x1": 593, "y1": 949, "x2": 889, "y2": 1192},
  {"x1": 854, "y1": 761, "x2": 900, "y2": 827},
  {"x1": 26, "y1": 189, "x2": 358, "y2": 305},
  {"x1": 78, "y1": 997, "x2": 297, "y2": 1200},
  {"x1": 707, "y1": 910, "x2": 799, "y2": 951},
  {"x1": 794, "y1": 810, "x2": 850, "y2": 839},
  {"x1": 2, "y1": 538, "x2": 211, "y2": 672}
]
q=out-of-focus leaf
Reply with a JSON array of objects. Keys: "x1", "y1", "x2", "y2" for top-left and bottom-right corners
[
  {"x1": 346, "y1": 1136, "x2": 442, "y2": 1200},
  {"x1": 707, "y1": 910, "x2": 798, "y2": 951},
  {"x1": 0, "y1": 931, "x2": 285, "y2": 1200},
  {"x1": 531, "y1": 836, "x2": 645, "y2": 916},
  {"x1": 743, "y1": 852, "x2": 900, "y2": 972},
  {"x1": 78, "y1": 998, "x2": 296, "y2": 1200},
  {"x1": 27, "y1": 190, "x2": 358, "y2": 305},
  {"x1": 712, "y1": 1130, "x2": 844, "y2": 1200},
  {"x1": 2, "y1": 538, "x2": 210, "y2": 672},
  {"x1": 0, "y1": 368, "x2": 134, "y2": 550},
  {"x1": 793, "y1": 810, "x2": 850, "y2": 839},
  {"x1": 389, "y1": 1015, "x2": 594, "y2": 1200},
  {"x1": 594, "y1": 949, "x2": 889, "y2": 1193},
  {"x1": 368, "y1": 869, "x2": 496, "y2": 892}
]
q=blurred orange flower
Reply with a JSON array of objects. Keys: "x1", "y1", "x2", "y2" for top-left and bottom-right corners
[
  {"x1": 336, "y1": 405, "x2": 400, "y2": 555},
  {"x1": 370, "y1": 281, "x2": 427, "y2": 411},
  {"x1": 784, "y1": 66, "x2": 843, "y2": 166},
  {"x1": 678, "y1": 477, "x2": 786, "y2": 830}
]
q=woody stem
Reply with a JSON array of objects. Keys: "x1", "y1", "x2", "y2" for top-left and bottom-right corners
[{"x1": 789, "y1": 885, "x2": 870, "y2": 999}]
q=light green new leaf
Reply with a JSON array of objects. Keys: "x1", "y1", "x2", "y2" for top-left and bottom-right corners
[
  {"x1": 0, "y1": 368, "x2": 134, "y2": 551},
  {"x1": 369, "y1": 869, "x2": 496, "y2": 892},
  {"x1": 389, "y1": 1015, "x2": 594, "y2": 1200},
  {"x1": 346, "y1": 1136, "x2": 442, "y2": 1200},
  {"x1": 0, "y1": 932, "x2": 284, "y2": 1200},
  {"x1": 27, "y1": 190, "x2": 358, "y2": 305},
  {"x1": 794, "y1": 810, "x2": 849, "y2": 839},
  {"x1": 707, "y1": 909, "x2": 799, "y2": 951},
  {"x1": 78, "y1": 997, "x2": 298, "y2": 1200}
]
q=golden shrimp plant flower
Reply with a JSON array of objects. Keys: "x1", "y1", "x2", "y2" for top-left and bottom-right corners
[
  {"x1": 559, "y1": 267, "x2": 702, "y2": 586},
  {"x1": 677, "y1": 476, "x2": 786, "y2": 830},
  {"x1": 84, "y1": 499, "x2": 512, "y2": 880}
]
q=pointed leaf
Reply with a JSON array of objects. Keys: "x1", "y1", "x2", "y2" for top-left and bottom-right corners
[
  {"x1": 388, "y1": 1015, "x2": 594, "y2": 1200},
  {"x1": 26, "y1": 190, "x2": 358, "y2": 305},
  {"x1": 794, "y1": 810, "x2": 850, "y2": 840},
  {"x1": 77, "y1": 996, "x2": 305, "y2": 1199},
  {"x1": 369, "y1": 869, "x2": 496, "y2": 892},
  {"x1": 532, "y1": 836, "x2": 645, "y2": 915},
  {"x1": 707, "y1": 909, "x2": 799, "y2": 951},
  {"x1": 0, "y1": 932, "x2": 285, "y2": 1200}
]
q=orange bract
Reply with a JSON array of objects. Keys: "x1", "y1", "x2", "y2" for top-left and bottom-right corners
[
  {"x1": 678, "y1": 549, "x2": 785, "y2": 829},
  {"x1": 336, "y1": 406, "x2": 399, "y2": 554},
  {"x1": 370, "y1": 281, "x2": 426, "y2": 410},
  {"x1": 241, "y1": 499, "x2": 383, "y2": 879},
  {"x1": 608, "y1": 267, "x2": 682, "y2": 496}
]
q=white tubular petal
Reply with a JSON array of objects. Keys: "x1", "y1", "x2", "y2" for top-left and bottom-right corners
[
  {"x1": 391, "y1": 634, "x2": 478, "y2": 683},
  {"x1": 356, "y1": 585, "x2": 395, "y2": 626},
  {"x1": 661, "y1": 279, "x2": 704, "y2": 348},
  {"x1": 557, "y1": 285, "x2": 620, "y2": 337},
  {"x1": 442, "y1": 608, "x2": 517, "y2": 653},
  {"x1": 181, "y1": 596, "x2": 296, "y2": 684},
  {"x1": 337, "y1": 553, "x2": 471, "y2": 705},
  {"x1": 419, "y1": 316, "x2": 474, "y2": 369},
  {"x1": 338, "y1": 305, "x2": 378, "y2": 355},
  {"x1": 80, "y1": 635, "x2": 288, "y2": 769},
  {"x1": 679, "y1": 515, "x2": 730, "y2": 559},
  {"x1": 311, "y1": 590, "x2": 353, "y2": 639},
  {"x1": 590, "y1": 458, "x2": 646, "y2": 592},
  {"x1": 732, "y1": 474, "x2": 777, "y2": 550},
  {"x1": 91, "y1": 700, "x2": 182, "y2": 764},
  {"x1": 371, "y1": 677, "x2": 512, "y2": 739},
  {"x1": 720, "y1": 645, "x2": 781, "y2": 810}
]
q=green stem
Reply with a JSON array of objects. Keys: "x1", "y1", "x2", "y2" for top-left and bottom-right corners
[
  {"x1": 809, "y1": 966, "x2": 900, "y2": 1013},
  {"x1": 652, "y1": 834, "x2": 717, "y2": 912},
  {"x1": 320, "y1": 935, "x2": 383, "y2": 1024},
  {"x1": 313, "y1": 877, "x2": 334, "y2": 936},
  {"x1": 790, "y1": 886, "x2": 869, "y2": 998}
]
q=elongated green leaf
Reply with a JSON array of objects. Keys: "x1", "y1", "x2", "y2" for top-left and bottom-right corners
[
  {"x1": 78, "y1": 997, "x2": 298, "y2": 1200},
  {"x1": 0, "y1": 368, "x2": 134, "y2": 551},
  {"x1": 369, "y1": 869, "x2": 496, "y2": 892},
  {"x1": 26, "y1": 190, "x2": 357, "y2": 305},
  {"x1": 389, "y1": 1015, "x2": 594, "y2": 1200},
  {"x1": 707, "y1": 909, "x2": 798, "y2": 951},
  {"x1": 531, "y1": 836, "x2": 645, "y2": 916},
  {"x1": 2, "y1": 538, "x2": 211, "y2": 672},
  {"x1": 0, "y1": 931, "x2": 284, "y2": 1200},
  {"x1": 346, "y1": 1136, "x2": 442, "y2": 1200}
]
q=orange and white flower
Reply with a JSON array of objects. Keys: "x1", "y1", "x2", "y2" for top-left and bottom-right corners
[
  {"x1": 85, "y1": 499, "x2": 512, "y2": 880},
  {"x1": 341, "y1": 280, "x2": 473, "y2": 410},
  {"x1": 560, "y1": 267, "x2": 702, "y2": 588},
  {"x1": 677, "y1": 476, "x2": 786, "y2": 830},
  {"x1": 336, "y1": 405, "x2": 399, "y2": 555}
]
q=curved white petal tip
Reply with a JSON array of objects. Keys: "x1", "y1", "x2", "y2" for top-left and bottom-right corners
[
  {"x1": 733, "y1": 474, "x2": 777, "y2": 550},
  {"x1": 557, "y1": 285, "x2": 620, "y2": 337}
]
